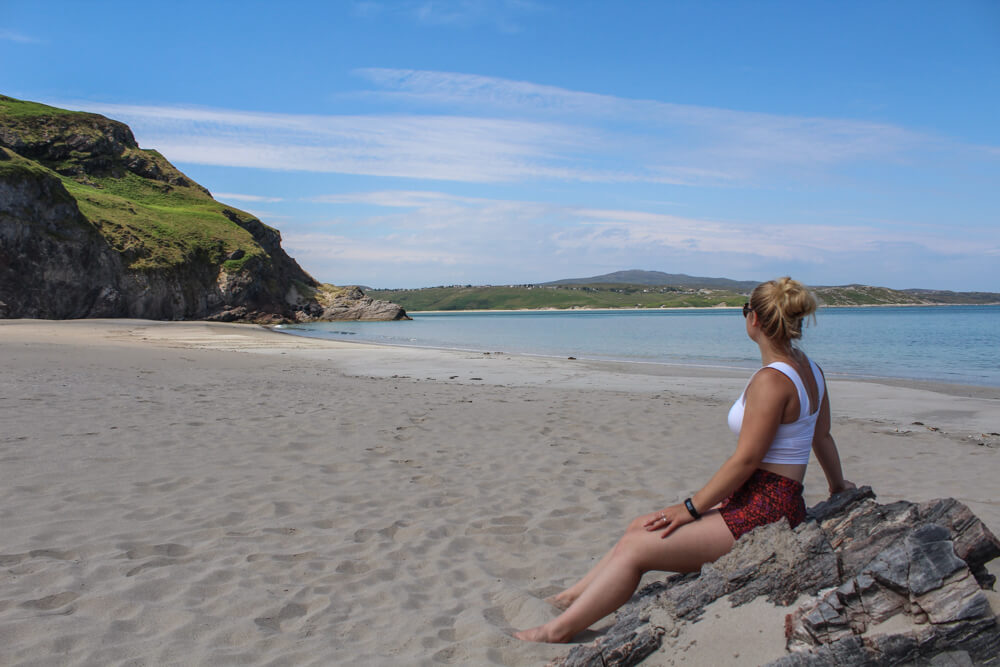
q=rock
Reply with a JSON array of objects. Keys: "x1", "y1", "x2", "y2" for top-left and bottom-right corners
[
  {"x1": 321, "y1": 298, "x2": 409, "y2": 322},
  {"x1": 553, "y1": 488, "x2": 1000, "y2": 666}
]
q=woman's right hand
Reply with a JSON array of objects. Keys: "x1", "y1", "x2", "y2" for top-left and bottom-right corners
[{"x1": 642, "y1": 504, "x2": 695, "y2": 538}]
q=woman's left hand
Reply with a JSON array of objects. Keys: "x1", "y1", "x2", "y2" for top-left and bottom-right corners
[{"x1": 643, "y1": 504, "x2": 695, "y2": 538}]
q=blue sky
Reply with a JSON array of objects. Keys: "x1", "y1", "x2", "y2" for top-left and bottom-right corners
[{"x1": 3, "y1": 1, "x2": 998, "y2": 290}]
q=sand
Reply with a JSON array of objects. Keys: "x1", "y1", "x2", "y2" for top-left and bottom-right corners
[{"x1": 1, "y1": 319, "x2": 997, "y2": 666}]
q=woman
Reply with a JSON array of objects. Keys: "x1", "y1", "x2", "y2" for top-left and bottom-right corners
[{"x1": 515, "y1": 277, "x2": 854, "y2": 643}]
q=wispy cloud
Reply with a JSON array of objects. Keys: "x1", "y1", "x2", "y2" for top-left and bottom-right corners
[
  {"x1": 355, "y1": 68, "x2": 929, "y2": 174},
  {"x1": 351, "y1": 0, "x2": 544, "y2": 33},
  {"x1": 50, "y1": 74, "x2": 998, "y2": 288},
  {"x1": 283, "y1": 187, "x2": 1000, "y2": 288},
  {"x1": 68, "y1": 65, "x2": 973, "y2": 192},
  {"x1": 76, "y1": 101, "x2": 595, "y2": 183},
  {"x1": 301, "y1": 190, "x2": 999, "y2": 277},
  {"x1": 557, "y1": 208, "x2": 996, "y2": 260},
  {"x1": 308, "y1": 190, "x2": 490, "y2": 207},
  {"x1": 0, "y1": 29, "x2": 41, "y2": 44},
  {"x1": 283, "y1": 232, "x2": 475, "y2": 266},
  {"x1": 213, "y1": 192, "x2": 283, "y2": 203},
  {"x1": 71, "y1": 74, "x2": 942, "y2": 190}
]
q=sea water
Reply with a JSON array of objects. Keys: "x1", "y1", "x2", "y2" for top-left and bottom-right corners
[{"x1": 280, "y1": 306, "x2": 1000, "y2": 388}]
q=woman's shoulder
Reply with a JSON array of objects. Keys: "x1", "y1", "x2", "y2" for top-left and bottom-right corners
[{"x1": 748, "y1": 365, "x2": 798, "y2": 396}]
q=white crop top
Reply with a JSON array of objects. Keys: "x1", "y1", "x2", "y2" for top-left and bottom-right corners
[{"x1": 727, "y1": 359, "x2": 824, "y2": 465}]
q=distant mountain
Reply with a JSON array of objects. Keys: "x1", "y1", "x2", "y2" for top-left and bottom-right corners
[{"x1": 543, "y1": 270, "x2": 760, "y2": 291}]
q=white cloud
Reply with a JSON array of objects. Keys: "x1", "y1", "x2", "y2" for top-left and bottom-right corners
[
  {"x1": 299, "y1": 190, "x2": 999, "y2": 265},
  {"x1": 63, "y1": 68, "x2": 951, "y2": 189},
  {"x1": 46, "y1": 72, "x2": 998, "y2": 289},
  {"x1": 74, "y1": 101, "x2": 596, "y2": 183},
  {"x1": 269, "y1": 187, "x2": 1000, "y2": 289},
  {"x1": 286, "y1": 202, "x2": 999, "y2": 289},
  {"x1": 354, "y1": 68, "x2": 931, "y2": 173},
  {"x1": 213, "y1": 192, "x2": 283, "y2": 203},
  {"x1": 283, "y1": 232, "x2": 473, "y2": 265},
  {"x1": 554, "y1": 208, "x2": 998, "y2": 260},
  {"x1": 308, "y1": 190, "x2": 490, "y2": 207}
]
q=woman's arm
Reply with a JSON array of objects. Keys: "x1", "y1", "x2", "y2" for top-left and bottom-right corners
[
  {"x1": 649, "y1": 369, "x2": 790, "y2": 537},
  {"x1": 811, "y1": 373, "x2": 854, "y2": 494}
]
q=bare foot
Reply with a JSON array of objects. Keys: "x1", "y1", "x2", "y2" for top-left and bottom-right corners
[{"x1": 514, "y1": 624, "x2": 568, "y2": 643}]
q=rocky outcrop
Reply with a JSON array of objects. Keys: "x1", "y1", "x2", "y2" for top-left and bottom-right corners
[
  {"x1": 0, "y1": 95, "x2": 408, "y2": 323},
  {"x1": 308, "y1": 286, "x2": 410, "y2": 322},
  {"x1": 555, "y1": 488, "x2": 1000, "y2": 666}
]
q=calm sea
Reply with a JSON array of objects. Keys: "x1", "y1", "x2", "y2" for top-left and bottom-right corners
[{"x1": 279, "y1": 306, "x2": 1000, "y2": 388}]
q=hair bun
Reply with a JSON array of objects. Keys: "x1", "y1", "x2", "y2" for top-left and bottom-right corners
[{"x1": 749, "y1": 277, "x2": 817, "y2": 343}]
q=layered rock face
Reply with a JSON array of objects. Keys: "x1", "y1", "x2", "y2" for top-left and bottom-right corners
[
  {"x1": 556, "y1": 488, "x2": 1000, "y2": 666},
  {"x1": 0, "y1": 95, "x2": 407, "y2": 323}
]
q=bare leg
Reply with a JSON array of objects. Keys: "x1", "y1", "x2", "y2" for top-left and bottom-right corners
[
  {"x1": 516, "y1": 510, "x2": 734, "y2": 643},
  {"x1": 547, "y1": 543, "x2": 617, "y2": 609},
  {"x1": 548, "y1": 503, "x2": 727, "y2": 610}
]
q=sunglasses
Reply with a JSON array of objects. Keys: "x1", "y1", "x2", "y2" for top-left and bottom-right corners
[{"x1": 742, "y1": 302, "x2": 753, "y2": 318}]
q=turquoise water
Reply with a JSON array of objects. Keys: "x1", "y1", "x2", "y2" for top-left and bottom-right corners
[{"x1": 280, "y1": 306, "x2": 1000, "y2": 387}]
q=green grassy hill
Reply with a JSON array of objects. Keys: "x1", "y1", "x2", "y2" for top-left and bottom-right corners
[
  {"x1": 369, "y1": 284, "x2": 747, "y2": 311},
  {"x1": 0, "y1": 95, "x2": 406, "y2": 322},
  {"x1": 0, "y1": 95, "x2": 272, "y2": 273},
  {"x1": 371, "y1": 281, "x2": 1000, "y2": 312}
]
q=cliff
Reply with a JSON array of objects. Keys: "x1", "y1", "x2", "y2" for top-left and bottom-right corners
[
  {"x1": 555, "y1": 488, "x2": 1000, "y2": 666},
  {"x1": 0, "y1": 95, "x2": 407, "y2": 323}
]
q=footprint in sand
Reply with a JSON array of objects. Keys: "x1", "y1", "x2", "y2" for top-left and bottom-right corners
[
  {"x1": 246, "y1": 552, "x2": 317, "y2": 563},
  {"x1": 335, "y1": 559, "x2": 371, "y2": 574},
  {"x1": 123, "y1": 543, "x2": 190, "y2": 559},
  {"x1": 120, "y1": 543, "x2": 192, "y2": 577},
  {"x1": 254, "y1": 602, "x2": 308, "y2": 633},
  {"x1": 0, "y1": 549, "x2": 80, "y2": 566},
  {"x1": 20, "y1": 591, "x2": 79, "y2": 611},
  {"x1": 465, "y1": 516, "x2": 529, "y2": 535}
]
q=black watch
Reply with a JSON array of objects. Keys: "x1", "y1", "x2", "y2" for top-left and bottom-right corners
[{"x1": 684, "y1": 497, "x2": 701, "y2": 520}]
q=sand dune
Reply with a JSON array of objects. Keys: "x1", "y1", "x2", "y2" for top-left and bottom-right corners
[{"x1": 1, "y1": 320, "x2": 997, "y2": 665}]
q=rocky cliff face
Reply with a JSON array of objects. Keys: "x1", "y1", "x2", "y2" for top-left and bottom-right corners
[{"x1": 0, "y1": 95, "x2": 408, "y2": 323}]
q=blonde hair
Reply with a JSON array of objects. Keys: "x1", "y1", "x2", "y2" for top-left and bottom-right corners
[{"x1": 748, "y1": 277, "x2": 817, "y2": 346}]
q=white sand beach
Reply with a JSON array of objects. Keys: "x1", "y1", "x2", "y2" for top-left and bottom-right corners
[{"x1": 1, "y1": 320, "x2": 998, "y2": 666}]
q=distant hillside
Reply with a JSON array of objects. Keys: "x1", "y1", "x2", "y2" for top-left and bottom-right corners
[
  {"x1": 901, "y1": 289, "x2": 1000, "y2": 305},
  {"x1": 543, "y1": 270, "x2": 760, "y2": 291},
  {"x1": 369, "y1": 284, "x2": 747, "y2": 311},
  {"x1": 371, "y1": 275, "x2": 1000, "y2": 312},
  {"x1": 812, "y1": 285, "x2": 1000, "y2": 306},
  {"x1": 0, "y1": 95, "x2": 406, "y2": 322}
]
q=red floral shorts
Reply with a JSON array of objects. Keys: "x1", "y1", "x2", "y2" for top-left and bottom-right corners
[{"x1": 719, "y1": 468, "x2": 806, "y2": 539}]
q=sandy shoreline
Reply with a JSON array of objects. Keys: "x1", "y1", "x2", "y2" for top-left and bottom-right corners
[{"x1": 2, "y1": 319, "x2": 998, "y2": 665}]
